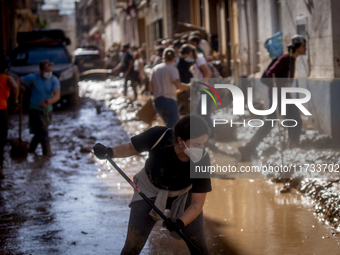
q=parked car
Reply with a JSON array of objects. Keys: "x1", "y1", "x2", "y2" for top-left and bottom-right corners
[
  {"x1": 73, "y1": 47, "x2": 105, "y2": 74},
  {"x1": 7, "y1": 29, "x2": 80, "y2": 108}
]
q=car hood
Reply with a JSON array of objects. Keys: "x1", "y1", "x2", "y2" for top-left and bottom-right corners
[{"x1": 9, "y1": 63, "x2": 73, "y2": 78}]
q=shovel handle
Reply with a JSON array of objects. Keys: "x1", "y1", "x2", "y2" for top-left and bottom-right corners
[
  {"x1": 106, "y1": 156, "x2": 167, "y2": 220},
  {"x1": 105, "y1": 156, "x2": 204, "y2": 255},
  {"x1": 19, "y1": 91, "x2": 23, "y2": 141}
]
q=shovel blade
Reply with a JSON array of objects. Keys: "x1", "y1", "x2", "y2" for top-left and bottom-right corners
[{"x1": 10, "y1": 139, "x2": 29, "y2": 158}]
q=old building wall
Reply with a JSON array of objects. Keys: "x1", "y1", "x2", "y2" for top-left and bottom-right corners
[{"x1": 281, "y1": 0, "x2": 334, "y2": 78}]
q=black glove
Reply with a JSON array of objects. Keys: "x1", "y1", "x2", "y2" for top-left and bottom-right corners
[
  {"x1": 162, "y1": 218, "x2": 184, "y2": 232},
  {"x1": 93, "y1": 143, "x2": 113, "y2": 159}
]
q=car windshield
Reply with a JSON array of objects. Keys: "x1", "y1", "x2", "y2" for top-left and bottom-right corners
[{"x1": 12, "y1": 47, "x2": 69, "y2": 66}]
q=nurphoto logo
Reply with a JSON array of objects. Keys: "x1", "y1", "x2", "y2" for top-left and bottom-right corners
[{"x1": 197, "y1": 83, "x2": 312, "y2": 128}]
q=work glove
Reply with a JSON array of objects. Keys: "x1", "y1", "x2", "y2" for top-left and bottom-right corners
[
  {"x1": 93, "y1": 143, "x2": 113, "y2": 159},
  {"x1": 162, "y1": 218, "x2": 184, "y2": 232}
]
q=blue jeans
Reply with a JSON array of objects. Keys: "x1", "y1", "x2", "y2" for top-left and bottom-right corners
[{"x1": 153, "y1": 97, "x2": 179, "y2": 128}]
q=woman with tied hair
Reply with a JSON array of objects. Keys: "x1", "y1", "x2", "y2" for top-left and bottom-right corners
[
  {"x1": 149, "y1": 47, "x2": 192, "y2": 128},
  {"x1": 93, "y1": 114, "x2": 212, "y2": 254}
]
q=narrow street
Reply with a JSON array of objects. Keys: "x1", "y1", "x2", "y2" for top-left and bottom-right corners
[{"x1": 1, "y1": 79, "x2": 339, "y2": 255}]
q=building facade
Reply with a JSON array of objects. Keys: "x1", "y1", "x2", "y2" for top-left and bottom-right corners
[
  {"x1": 237, "y1": 0, "x2": 340, "y2": 141},
  {"x1": 75, "y1": 0, "x2": 104, "y2": 49},
  {"x1": 0, "y1": 0, "x2": 44, "y2": 53}
]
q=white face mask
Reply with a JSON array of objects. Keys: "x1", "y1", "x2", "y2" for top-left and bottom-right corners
[
  {"x1": 182, "y1": 142, "x2": 204, "y2": 163},
  {"x1": 184, "y1": 57, "x2": 194, "y2": 63},
  {"x1": 43, "y1": 72, "x2": 52, "y2": 79}
]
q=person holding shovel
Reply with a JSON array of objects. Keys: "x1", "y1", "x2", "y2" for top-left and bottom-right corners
[
  {"x1": 93, "y1": 114, "x2": 212, "y2": 254},
  {"x1": 17, "y1": 59, "x2": 60, "y2": 156},
  {"x1": 0, "y1": 55, "x2": 20, "y2": 179}
]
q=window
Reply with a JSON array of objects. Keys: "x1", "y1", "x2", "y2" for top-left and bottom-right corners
[
  {"x1": 272, "y1": 0, "x2": 281, "y2": 34},
  {"x1": 152, "y1": 19, "x2": 163, "y2": 42},
  {"x1": 296, "y1": 18, "x2": 307, "y2": 37},
  {"x1": 13, "y1": 47, "x2": 69, "y2": 66}
]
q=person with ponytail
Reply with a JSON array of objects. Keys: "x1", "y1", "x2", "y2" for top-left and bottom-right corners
[{"x1": 149, "y1": 48, "x2": 192, "y2": 128}]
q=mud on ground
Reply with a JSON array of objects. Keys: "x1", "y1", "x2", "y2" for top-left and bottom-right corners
[{"x1": 1, "y1": 78, "x2": 340, "y2": 254}]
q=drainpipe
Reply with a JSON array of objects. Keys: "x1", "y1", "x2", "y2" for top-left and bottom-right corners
[
  {"x1": 243, "y1": 0, "x2": 251, "y2": 76},
  {"x1": 226, "y1": 0, "x2": 232, "y2": 76}
]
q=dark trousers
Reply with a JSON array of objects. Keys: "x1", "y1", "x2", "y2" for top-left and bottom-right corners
[
  {"x1": 29, "y1": 109, "x2": 51, "y2": 155},
  {"x1": 0, "y1": 110, "x2": 8, "y2": 168},
  {"x1": 246, "y1": 94, "x2": 302, "y2": 151},
  {"x1": 121, "y1": 193, "x2": 210, "y2": 255}
]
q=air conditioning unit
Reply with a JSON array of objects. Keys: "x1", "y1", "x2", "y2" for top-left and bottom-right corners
[{"x1": 296, "y1": 17, "x2": 307, "y2": 38}]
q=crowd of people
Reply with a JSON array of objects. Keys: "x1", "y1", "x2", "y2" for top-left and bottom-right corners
[
  {"x1": 0, "y1": 32, "x2": 308, "y2": 254},
  {"x1": 107, "y1": 31, "x2": 216, "y2": 132},
  {"x1": 0, "y1": 30, "x2": 215, "y2": 177}
]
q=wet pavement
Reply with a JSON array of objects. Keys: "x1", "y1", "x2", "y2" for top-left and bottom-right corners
[{"x1": 1, "y1": 78, "x2": 340, "y2": 254}]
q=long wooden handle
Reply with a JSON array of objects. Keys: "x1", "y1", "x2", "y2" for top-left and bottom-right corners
[{"x1": 19, "y1": 91, "x2": 23, "y2": 141}]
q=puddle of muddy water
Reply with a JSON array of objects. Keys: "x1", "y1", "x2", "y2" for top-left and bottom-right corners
[{"x1": 202, "y1": 178, "x2": 340, "y2": 255}]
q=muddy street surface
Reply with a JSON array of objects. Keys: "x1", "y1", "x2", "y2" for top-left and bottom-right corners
[{"x1": 1, "y1": 79, "x2": 340, "y2": 255}]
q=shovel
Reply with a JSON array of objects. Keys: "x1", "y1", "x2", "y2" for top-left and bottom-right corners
[
  {"x1": 10, "y1": 92, "x2": 28, "y2": 158},
  {"x1": 136, "y1": 90, "x2": 185, "y2": 125},
  {"x1": 80, "y1": 68, "x2": 112, "y2": 76},
  {"x1": 136, "y1": 98, "x2": 156, "y2": 124}
]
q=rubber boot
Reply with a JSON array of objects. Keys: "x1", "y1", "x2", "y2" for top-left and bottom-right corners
[{"x1": 0, "y1": 166, "x2": 5, "y2": 179}]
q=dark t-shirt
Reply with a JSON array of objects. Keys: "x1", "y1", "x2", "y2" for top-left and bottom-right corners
[
  {"x1": 266, "y1": 53, "x2": 296, "y2": 98},
  {"x1": 177, "y1": 58, "x2": 193, "y2": 83},
  {"x1": 131, "y1": 126, "x2": 212, "y2": 193},
  {"x1": 266, "y1": 53, "x2": 295, "y2": 81},
  {"x1": 121, "y1": 52, "x2": 133, "y2": 72}
]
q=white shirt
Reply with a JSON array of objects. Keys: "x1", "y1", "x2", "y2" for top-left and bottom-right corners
[
  {"x1": 150, "y1": 63, "x2": 180, "y2": 101},
  {"x1": 134, "y1": 58, "x2": 143, "y2": 72},
  {"x1": 199, "y1": 40, "x2": 211, "y2": 58},
  {"x1": 193, "y1": 56, "x2": 207, "y2": 79}
]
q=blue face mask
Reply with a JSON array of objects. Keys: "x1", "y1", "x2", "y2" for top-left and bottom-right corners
[{"x1": 184, "y1": 57, "x2": 194, "y2": 63}]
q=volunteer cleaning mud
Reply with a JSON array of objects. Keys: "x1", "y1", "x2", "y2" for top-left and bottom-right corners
[{"x1": 93, "y1": 115, "x2": 211, "y2": 255}]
